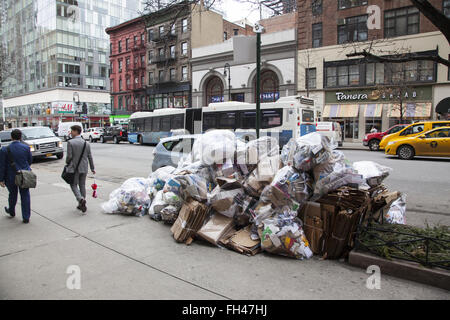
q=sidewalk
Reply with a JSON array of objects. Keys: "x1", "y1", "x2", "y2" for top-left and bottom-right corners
[
  {"x1": 339, "y1": 142, "x2": 367, "y2": 151},
  {"x1": 0, "y1": 165, "x2": 448, "y2": 300}
]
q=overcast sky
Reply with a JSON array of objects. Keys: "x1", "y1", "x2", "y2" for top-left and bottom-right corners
[{"x1": 214, "y1": 0, "x2": 273, "y2": 24}]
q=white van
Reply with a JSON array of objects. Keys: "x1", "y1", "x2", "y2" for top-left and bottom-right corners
[
  {"x1": 315, "y1": 121, "x2": 343, "y2": 147},
  {"x1": 57, "y1": 122, "x2": 83, "y2": 141}
]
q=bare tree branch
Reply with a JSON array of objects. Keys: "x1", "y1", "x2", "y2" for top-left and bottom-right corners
[{"x1": 346, "y1": 50, "x2": 450, "y2": 68}]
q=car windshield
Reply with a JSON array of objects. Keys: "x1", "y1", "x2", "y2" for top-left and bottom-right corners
[{"x1": 22, "y1": 127, "x2": 56, "y2": 140}]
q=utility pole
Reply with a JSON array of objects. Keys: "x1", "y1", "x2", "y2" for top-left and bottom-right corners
[{"x1": 254, "y1": 22, "x2": 264, "y2": 138}]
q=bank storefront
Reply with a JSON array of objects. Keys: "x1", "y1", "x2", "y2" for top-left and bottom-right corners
[
  {"x1": 323, "y1": 86, "x2": 433, "y2": 142},
  {"x1": 4, "y1": 101, "x2": 111, "y2": 130}
]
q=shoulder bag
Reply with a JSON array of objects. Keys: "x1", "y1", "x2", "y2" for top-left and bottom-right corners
[
  {"x1": 6, "y1": 147, "x2": 37, "y2": 189},
  {"x1": 61, "y1": 141, "x2": 87, "y2": 185}
]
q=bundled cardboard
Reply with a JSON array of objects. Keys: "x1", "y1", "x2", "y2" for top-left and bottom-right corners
[
  {"x1": 220, "y1": 226, "x2": 261, "y2": 256},
  {"x1": 197, "y1": 213, "x2": 234, "y2": 245},
  {"x1": 171, "y1": 200, "x2": 209, "y2": 244}
]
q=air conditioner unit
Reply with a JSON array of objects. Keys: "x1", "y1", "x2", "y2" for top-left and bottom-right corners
[{"x1": 337, "y1": 18, "x2": 346, "y2": 25}]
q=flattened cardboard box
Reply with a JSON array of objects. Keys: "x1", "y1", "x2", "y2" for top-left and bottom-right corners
[
  {"x1": 171, "y1": 200, "x2": 208, "y2": 243},
  {"x1": 220, "y1": 226, "x2": 261, "y2": 256},
  {"x1": 197, "y1": 213, "x2": 234, "y2": 245}
]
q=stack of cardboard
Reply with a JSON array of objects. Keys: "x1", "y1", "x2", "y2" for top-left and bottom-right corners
[
  {"x1": 197, "y1": 213, "x2": 234, "y2": 245},
  {"x1": 220, "y1": 226, "x2": 261, "y2": 256},
  {"x1": 171, "y1": 199, "x2": 209, "y2": 244}
]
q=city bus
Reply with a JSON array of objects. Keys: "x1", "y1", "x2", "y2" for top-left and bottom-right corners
[
  {"x1": 128, "y1": 95, "x2": 317, "y2": 147},
  {"x1": 201, "y1": 96, "x2": 317, "y2": 147},
  {"x1": 128, "y1": 108, "x2": 202, "y2": 144}
]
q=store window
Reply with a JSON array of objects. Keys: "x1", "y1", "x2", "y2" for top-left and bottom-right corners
[
  {"x1": 338, "y1": 0, "x2": 367, "y2": 9},
  {"x1": 205, "y1": 76, "x2": 224, "y2": 104},
  {"x1": 385, "y1": 6, "x2": 419, "y2": 38},
  {"x1": 338, "y1": 15, "x2": 368, "y2": 43},
  {"x1": 365, "y1": 63, "x2": 384, "y2": 85},
  {"x1": 306, "y1": 68, "x2": 316, "y2": 89},
  {"x1": 256, "y1": 70, "x2": 280, "y2": 102},
  {"x1": 312, "y1": 23, "x2": 322, "y2": 48}
]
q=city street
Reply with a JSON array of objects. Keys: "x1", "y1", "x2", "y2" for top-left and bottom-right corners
[{"x1": 0, "y1": 141, "x2": 449, "y2": 299}]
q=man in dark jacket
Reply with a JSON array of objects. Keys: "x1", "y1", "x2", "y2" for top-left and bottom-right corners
[{"x1": 0, "y1": 129, "x2": 33, "y2": 223}]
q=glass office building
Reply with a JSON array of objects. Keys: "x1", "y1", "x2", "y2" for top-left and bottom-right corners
[{"x1": 0, "y1": 0, "x2": 144, "y2": 128}]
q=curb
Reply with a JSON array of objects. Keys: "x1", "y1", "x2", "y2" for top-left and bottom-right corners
[{"x1": 348, "y1": 250, "x2": 450, "y2": 291}]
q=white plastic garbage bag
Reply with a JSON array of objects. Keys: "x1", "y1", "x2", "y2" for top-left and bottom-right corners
[
  {"x1": 384, "y1": 194, "x2": 406, "y2": 224},
  {"x1": 191, "y1": 130, "x2": 236, "y2": 165},
  {"x1": 101, "y1": 177, "x2": 151, "y2": 216},
  {"x1": 353, "y1": 161, "x2": 393, "y2": 187}
]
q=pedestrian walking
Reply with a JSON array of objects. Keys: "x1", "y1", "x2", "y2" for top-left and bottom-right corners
[
  {"x1": 0, "y1": 129, "x2": 33, "y2": 223},
  {"x1": 66, "y1": 125, "x2": 95, "y2": 213}
]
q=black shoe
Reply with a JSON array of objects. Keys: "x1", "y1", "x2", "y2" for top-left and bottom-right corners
[
  {"x1": 80, "y1": 199, "x2": 87, "y2": 213},
  {"x1": 23, "y1": 219, "x2": 29, "y2": 224},
  {"x1": 5, "y1": 207, "x2": 15, "y2": 218}
]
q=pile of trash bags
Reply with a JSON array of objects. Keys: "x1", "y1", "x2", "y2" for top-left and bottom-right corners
[{"x1": 102, "y1": 130, "x2": 406, "y2": 260}]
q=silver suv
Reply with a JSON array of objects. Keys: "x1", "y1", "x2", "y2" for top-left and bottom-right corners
[{"x1": 0, "y1": 126, "x2": 64, "y2": 160}]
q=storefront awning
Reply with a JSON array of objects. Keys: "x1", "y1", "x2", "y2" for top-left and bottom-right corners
[
  {"x1": 364, "y1": 104, "x2": 383, "y2": 117},
  {"x1": 323, "y1": 104, "x2": 359, "y2": 118},
  {"x1": 388, "y1": 102, "x2": 431, "y2": 118}
]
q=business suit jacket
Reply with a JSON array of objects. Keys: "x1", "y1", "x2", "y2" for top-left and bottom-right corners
[
  {"x1": 0, "y1": 141, "x2": 33, "y2": 184},
  {"x1": 66, "y1": 136, "x2": 95, "y2": 174}
]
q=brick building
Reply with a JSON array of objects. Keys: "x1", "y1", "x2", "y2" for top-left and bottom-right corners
[
  {"x1": 106, "y1": 17, "x2": 147, "y2": 116},
  {"x1": 297, "y1": 0, "x2": 450, "y2": 141}
]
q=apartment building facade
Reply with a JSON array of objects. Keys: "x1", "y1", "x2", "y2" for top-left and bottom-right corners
[
  {"x1": 106, "y1": 16, "x2": 147, "y2": 116},
  {"x1": 297, "y1": 0, "x2": 450, "y2": 141}
]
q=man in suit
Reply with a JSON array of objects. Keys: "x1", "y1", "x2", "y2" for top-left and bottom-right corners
[
  {"x1": 66, "y1": 125, "x2": 95, "y2": 213},
  {"x1": 0, "y1": 129, "x2": 33, "y2": 223}
]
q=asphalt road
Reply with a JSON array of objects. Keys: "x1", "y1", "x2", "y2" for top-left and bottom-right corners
[{"x1": 0, "y1": 140, "x2": 448, "y2": 300}]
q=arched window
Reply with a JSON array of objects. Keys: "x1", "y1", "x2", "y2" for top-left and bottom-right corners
[
  {"x1": 253, "y1": 70, "x2": 280, "y2": 102},
  {"x1": 205, "y1": 76, "x2": 224, "y2": 105}
]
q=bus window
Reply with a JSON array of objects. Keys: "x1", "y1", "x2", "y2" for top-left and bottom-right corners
[
  {"x1": 172, "y1": 114, "x2": 184, "y2": 129},
  {"x1": 302, "y1": 109, "x2": 314, "y2": 122},
  {"x1": 136, "y1": 119, "x2": 144, "y2": 132},
  {"x1": 261, "y1": 109, "x2": 282, "y2": 129},
  {"x1": 218, "y1": 112, "x2": 236, "y2": 129},
  {"x1": 240, "y1": 111, "x2": 256, "y2": 129},
  {"x1": 161, "y1": 116, "x2": 171, "y2": 131},
  {"x1": 128, "y1": 121, "x2": 136, "y2": 132},
  {"x1": 203, "y1": 113, "x2": 217, "y2": 131},
  {"x1": 144, "y1": 118, "x2": 152, "y2": 132},
  {"x1": 152, "y1": 117, "x2": 160, "y2": 132}
]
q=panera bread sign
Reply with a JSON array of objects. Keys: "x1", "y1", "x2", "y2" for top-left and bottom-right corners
[{"x1": 326, "y1": 87, "x2": 432, "y2": 104}]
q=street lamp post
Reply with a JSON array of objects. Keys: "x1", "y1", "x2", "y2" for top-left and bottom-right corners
[{"x1": 223, "y1": 63, "x2": 231, "y2": 101}]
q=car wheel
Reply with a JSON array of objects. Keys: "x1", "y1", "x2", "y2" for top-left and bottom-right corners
[
  {"x1": 114, "y1": 136, "x2": 119, "y2": 144},
  {"x1": 397, "y1": 145, "x2": 415, "y2": 160},
  {"x1": 369, "y1": 139, "x2": 380, "y2": 151},
  {"x1": 100, "y1": 136, "x2": 105, "y2": 143},
  {"x1": 56, "y1": 153, "x2": 64, "y2": 160}
]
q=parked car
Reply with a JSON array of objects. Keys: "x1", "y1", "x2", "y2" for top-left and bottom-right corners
[
  {"x1": 100, "y1": 125, "x2": 128, "y2": 144},
  {"x1": 363, "y1": 124, "x2": 407, "y2": 151},
  {"x1": 315, "y1": 122, "x2": 343, "y2": 147},
  {"x1": 152, "y1": 134, "x2": 198, "y2": 172},
  {"x1": 81, "y1": 127, "x2": 104, "y2": 142},
  {"x1": 0, "y1": 126, "x2": 64, "y2": 160},
  {"x1": 379, "y1": 120, "x2": 450, "y2": 150},
  {"x1": 57, "y1": 122, "x2": 84, "y2": 141},
  {"x1": 385, "y1": 126, "x2": 450, "y2": 160}
]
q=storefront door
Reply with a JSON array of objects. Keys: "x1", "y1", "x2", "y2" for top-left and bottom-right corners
[{"x1": 338, "y1": 118, "x2": 359, "y2": 140}]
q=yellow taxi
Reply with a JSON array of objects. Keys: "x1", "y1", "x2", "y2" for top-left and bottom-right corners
[
  {"x1": 379, "y1": 120, "x2": 450, "y2": 150},
  {"x1": 385, "y1": 126, "x2": 450, "y2": 159}
]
